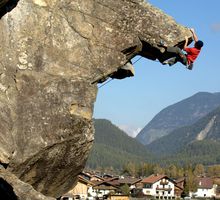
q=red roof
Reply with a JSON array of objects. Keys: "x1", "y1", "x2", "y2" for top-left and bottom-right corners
[
  {"x1": 141, "y1": 174, "x2": 167, "y2": 184},
  {"x1": 197, "y1": 177, "x2": 214, "y2": 189}
]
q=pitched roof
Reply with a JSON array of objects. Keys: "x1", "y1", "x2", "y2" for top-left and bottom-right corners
[
  {"x1": 175, "y1": 177, "x2": 185, "y2": 184},
  {"x1": 80, "y1": 171, "x2": 92, "y2": 178},
  {"x1": 93, "y1": 177, "x2": 119, "y2": 188},
  {"x1": 93, "y1": 185, "x2": 118, "y2": 190},
  {"x1": 174, "y1": 177, "x2": 185, "y2": 190},
  {"x1": 108, "y1": 179, "x2": 120, "y2": 187},
  {"x1": 141, "y1": 174, "x2": 168, "y2": 184},
  {"x1": 197, "y1": 177, "x2": 214, "y2": 189},
  {"x1": 78, "y1": 175, "x2": 94, "y2": 186},
  {"x1": 119, "y1": 178, "x2": 142, "y2": 185}
]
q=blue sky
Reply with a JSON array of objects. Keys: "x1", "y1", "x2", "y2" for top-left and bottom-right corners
[{"x1": 94, "y1": 1, "x2": 220, "y2": 137}]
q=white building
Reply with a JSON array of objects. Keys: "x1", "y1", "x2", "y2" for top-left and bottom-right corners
[
  {"x1": 88, "y1": 178, "x2": 119, "y2": 198},
  {"x1": 194, "y1": 177, "x2": 217, "y2": 198},
  {"x1": 142, "y1": 174, "x2": 175, "y2": 199},
  {"x1": 60, "y1": 175, "x2": 93, "y2": 200}
]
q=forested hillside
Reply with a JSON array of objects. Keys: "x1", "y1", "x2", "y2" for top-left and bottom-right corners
[
  {"x1": 87, "y1": 105, "x2": 220, "y2": 170},
  {"x1": 148, "y1": 106, "x2": 220, "y2": 164},
  {"x1": 86, "y1": 119, "x2": 152, "y2": 169}
]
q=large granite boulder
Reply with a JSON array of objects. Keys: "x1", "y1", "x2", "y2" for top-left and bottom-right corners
[
  {"x1": 0, "y1": 166, "x2": 55, "y2": 200},
  {"x1": 0, "y1": 0, "x2": 192, "y2": 199},
  {"x1": 0, "y1": 0, "x2": 19, "y2": 18}
]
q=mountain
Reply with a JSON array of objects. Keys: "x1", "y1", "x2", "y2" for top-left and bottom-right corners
[
  {"x1": 87, "y1": 108, "x2": 220, "y2": 169},
  {"x1": 136, "y1": 92, "x2": 220, "y2": 145},
  {"x1": 147, "y1": 106, "x2": 220, "y2": 164},
  {"x1": 86, "y1": 119, "x2": 152, "y2": 169}
]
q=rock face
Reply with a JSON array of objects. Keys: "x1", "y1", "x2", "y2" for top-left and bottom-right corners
[
  {"x1": 0, "y1": 166, "x2": 55, "y2": 200},
  {"x1": 0, "y1": 0, "x2": 19, "y2": 18},
  {"x1": 0, "y1": 0, "x2": 192, "y2": 199}
]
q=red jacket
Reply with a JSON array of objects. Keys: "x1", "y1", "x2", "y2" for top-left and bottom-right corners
[{"x1": 184, "y1": 47, "x2": 201, "y2": 64}]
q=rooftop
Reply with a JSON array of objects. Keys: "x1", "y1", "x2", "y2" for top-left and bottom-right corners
[{"x1": 141, "y1": 174, "x2": 167, "y2": 184}]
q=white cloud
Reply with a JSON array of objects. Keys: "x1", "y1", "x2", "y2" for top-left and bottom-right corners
[
  {"x1": 118, "y1": 124, "x2": 142, "y2": 138},
  {"x1": 211, "y1": 23, "x2": 220, "y2": 32}
]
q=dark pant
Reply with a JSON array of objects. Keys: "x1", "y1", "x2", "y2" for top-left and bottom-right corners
[{"x1": 166, "y1": 47, "x2": 188, "y2": 66}]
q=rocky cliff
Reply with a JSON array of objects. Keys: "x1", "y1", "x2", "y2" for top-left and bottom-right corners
[{"x1": 0, "y1": 0, "x2": 192, "y2": 199}]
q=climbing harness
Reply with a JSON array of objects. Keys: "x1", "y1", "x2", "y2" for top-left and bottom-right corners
[{"x1": 98, "y1": 56, "x2": 143, "y2": 89}]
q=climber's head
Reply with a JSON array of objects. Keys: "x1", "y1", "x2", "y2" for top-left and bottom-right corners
[{"x1": 195, "y1": 40, "x2": 204, "y2": 49}]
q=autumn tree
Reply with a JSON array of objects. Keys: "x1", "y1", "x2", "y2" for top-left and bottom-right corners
[
  {"x1": 136, "y1": 163, "x2": 154, "y2": 177},
  {"x1": 122, "y1": 162, "x2": 137, "y2": 177},
  {"x1": 166, "y1": 164, "x2": 178, "y2": 178},
  {"x1": 177, "y1": 167, "x2": 184, "y2": 178},
  {"x1": 184, "y1": 167, "x2": 197, "y2": 195},
  {"x1": 194, "y1": 164, "x2": 205, "y2": 177},
  {"x1": 153, "y1": 164, "x2": 164, "y2": 175}
]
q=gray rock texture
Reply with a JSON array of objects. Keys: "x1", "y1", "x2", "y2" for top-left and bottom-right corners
[
  {"x1": 0, "y1": 0, "x2": 19, "y2": 18},
  {"x1": 0, "y1": 166, "x2": 55, "y2": 200},
  {"x1": 0, "y1": 0, "x2": 192, "y2": 199}
]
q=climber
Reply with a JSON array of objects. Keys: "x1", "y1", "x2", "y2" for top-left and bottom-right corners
[{"x1": 161, "y1": 28, "x2": 203, "y2": 70}]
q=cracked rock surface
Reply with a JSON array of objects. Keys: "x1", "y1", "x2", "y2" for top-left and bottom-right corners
[{"x1": 0, "y1": 0, "x2": 191, "y2": 199}]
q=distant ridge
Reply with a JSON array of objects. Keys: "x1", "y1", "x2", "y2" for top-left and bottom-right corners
[
  {"x1": 148, "y1": 106, "x2": 220, "y2": 165},
  {"x1": 136, "y1": 92, "x2": 220, "y2": 145}
]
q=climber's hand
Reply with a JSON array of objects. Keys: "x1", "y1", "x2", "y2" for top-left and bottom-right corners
[{"x1": 190, "y1": 28, "x2": 195, "y2": 33}]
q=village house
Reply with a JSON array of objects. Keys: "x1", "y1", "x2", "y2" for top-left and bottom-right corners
[
  {"x1": 193, "y1": 177, "x2": 217, "y2": 198},
  {"x1": 213, "y1": 177, "x2": 220, "y2": 199},
  {"x1": 80, "y1": 171, "x2": 105, "y2": 182},
  {"x1": 90, "y1": 175, "x2": 105, "y2": 182},
  {"x1": 80, "y1": 171, "x2": 93, "y2": 181},
  {"x1": 60, "y1": 175, "x2": 94, "y2": 200},
  {"x1": 141, "y1": 174, "x2": 175, "y2": 199},
  {"x1": 174, "y1": 178, "x2": 185, "y2": 198},
  {"x1": 59, "y1": 171, "x2": 188, "y2": 200},
  {"x1": 118, "y1": 177, "x2": 142, "y2": 190},
  {"x1": 88, "y1": 177, "x2": 120, "y2": 199},
  {"x1": 102, "y1": 174, "x2": 114, "y2": 179}
]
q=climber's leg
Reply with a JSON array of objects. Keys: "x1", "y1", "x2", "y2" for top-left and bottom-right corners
[
  {"x1": 167, "y1": 46, "x2": 183, "y2": 55},
  {"x1": 167, "y1": 57, "x2": 177, "y2": 66},
  {"x1": 179, "y1": 55, "x2": 188, "y2": 66},
  {"x1": 163, "y1": 47, "x2": 187, "y2": 66},
  {"x1": 162, "y1": 57, "x2": 177, "y2": 66}
]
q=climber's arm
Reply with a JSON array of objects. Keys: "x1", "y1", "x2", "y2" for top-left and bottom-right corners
[
  {"x1": 190, "y1": 28, "x2": 198, "y2": 42},
  {"x1": 183, "y1": 36, "x2": 189, "y2": 50}
]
